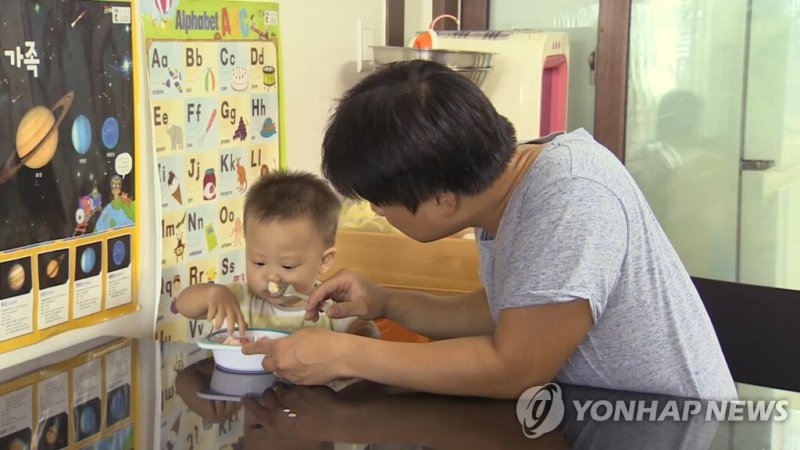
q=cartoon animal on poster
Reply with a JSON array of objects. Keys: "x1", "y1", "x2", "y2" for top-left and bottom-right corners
[
  {"x1": 167, "y1": 124, "x2": 183, "y2": 150},
  {"x1": 231, "y1": 217, "x2": 244, "y2": 246},
  {"x1": 174, "y1": 232, "x2": 185, "y2": 262},
  {"x1": 173, "y1": 212, "x2": 186, "y2": 262},
  {"x1": 235, "y1": 157, "x2": 247, "y2": 193}
]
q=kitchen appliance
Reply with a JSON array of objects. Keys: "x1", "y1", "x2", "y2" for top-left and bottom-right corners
[{"x1": 434, "y1": 30, "x2": 569, "y2": 141}]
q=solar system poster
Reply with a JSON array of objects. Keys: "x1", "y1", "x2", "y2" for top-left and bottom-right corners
[
  {"x1": 0, "y1": 0, "x2": 139, "y2": 352},
  {"x1": 140, "y1": 0, "x2": 284, "y2": 343}
]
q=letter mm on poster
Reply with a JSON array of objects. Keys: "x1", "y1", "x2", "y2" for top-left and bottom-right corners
[
  {"x1": 141, "y1": 1, "x2": 285, "y2": 343},
  {"x1": 0, "y1": 0, "x2": 140, "y2": 353}
]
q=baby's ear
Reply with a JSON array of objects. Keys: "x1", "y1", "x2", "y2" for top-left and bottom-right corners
[{"x1": 319, "y1": 247, "x2": 337, "y2": 274}]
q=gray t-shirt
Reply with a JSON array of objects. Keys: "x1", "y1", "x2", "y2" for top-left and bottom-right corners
[{"x1": 477, "y1": 129, "x2": 736, "y2": 400}]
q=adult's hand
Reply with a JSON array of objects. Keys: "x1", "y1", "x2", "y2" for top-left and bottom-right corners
[
  {"x1": 304, "y1": 269, "x2": 390, "y2": 322},
  {"x1": 241, "y1": 327, "x2": 353, "y2": 384}
]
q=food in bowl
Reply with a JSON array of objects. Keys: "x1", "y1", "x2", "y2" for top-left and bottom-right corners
[
  {"x1": 198, "y1": 328, "x2": 290, "y2": 373},
  {"x1": 222, "y1": 335, "x2": 252, "y2": 345}
]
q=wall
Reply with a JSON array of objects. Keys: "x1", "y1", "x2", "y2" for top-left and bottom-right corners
[
  {"x1": 404, "y1": 0, "x2": 433, "y2": 45},
  {"x1": 281, "y1": 0, "x2": 386, "y2": 174},
  {"x1": 2, "y1": 0, "x2": 386, "y2": 369},
  {"x1": 490, "y1": 0, "x2": 598, "y2": 133}
]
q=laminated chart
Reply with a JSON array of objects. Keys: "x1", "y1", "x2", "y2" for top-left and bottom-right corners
[
  {"x1": 0, "y1": 0, "x2": 139, "y2": 353},
  {"x1": 141, "y1": 1, "x2": 284, "y2": 343}
]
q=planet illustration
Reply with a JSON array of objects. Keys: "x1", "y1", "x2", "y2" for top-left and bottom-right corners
[
  {"x1": 112, "y1": 240, "x2": 126, "y2": 266},
  {"x1": 109, "y1": 388, "x2": 129, "y2": 421},
  {"x1": 79, "y1": 406, "x2": 97, "y2": 435},
  {"x1": 71, "y1": 114, "x2": 92, "y2": 155},
  {"x1": 46, "y1": 254, "x2": 66, "y2": 279},
  {"x1": 44, "y1": 421, "x2": 60, "y2": 445},
  {"x1": 8, "y1": 438, "x2": 26, "y2": 450},
  {"x1": 260, "y1": 117, "x2": 276, "y2": 138},
  {"x1": 80, "y1": 247, "x2": 96, "y2": 274},
  {"x1": 0, "y1": 91, "x2": 74, "y2": 183},
  {"x1": 102, "y1": 117, "x2": 119, "y2": 149},
  {"x1": 8, "y1": 263, "x2": 25, "y2": 291},
  {"x1": 95, "y1": 200, "x2": 135, "y2": 231}
]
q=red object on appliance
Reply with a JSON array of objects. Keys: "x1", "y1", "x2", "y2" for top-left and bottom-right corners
[{"x1": 540, "y1": 55, "x2": 568, "y2": 135}]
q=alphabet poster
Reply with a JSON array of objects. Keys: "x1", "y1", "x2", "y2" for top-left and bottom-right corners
[
  {"x1": 141, "y1": 1, "x2": 284, "y2": 342},
  {"x1": 0, "y1": 0, "x2": 138, "y2": 353}
]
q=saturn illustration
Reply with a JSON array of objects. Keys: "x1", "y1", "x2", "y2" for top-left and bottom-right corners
[
  {"x1": 46, "y1": 253, "x2": 67, "y2": 279},
  {"x1": 0, "y1": 91, "x2": 74, "y2": 183}
]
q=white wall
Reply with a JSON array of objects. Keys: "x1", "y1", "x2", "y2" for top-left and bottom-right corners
[
  {"x1": 281, "y1": 0, "x2": 386, "y2": 174},
  {"x1": 404, "y1": 0, "x2": 432, "y2": 45},
  {"x1": 2, "y1": 0, "x2": 385, "y2": 369}
]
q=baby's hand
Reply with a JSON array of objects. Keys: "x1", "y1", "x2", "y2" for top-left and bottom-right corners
[
  {"x1": 207, "y1": 289, "x2": 247, "y2": 336},
  {"x1": 222, "y1": 335, "x2": 252, "y2": 345}
]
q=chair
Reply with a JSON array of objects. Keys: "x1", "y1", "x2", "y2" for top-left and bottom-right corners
[{"x1": 694, "y1": 277, "x2": 800, "y2": 392}]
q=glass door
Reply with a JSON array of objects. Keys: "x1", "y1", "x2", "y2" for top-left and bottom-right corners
[
  {"x1": 625, "y1": 0, "x2": 800, "y2": 292},
  {"x1": 738, "y1": 0, "x2": 800, "y2": 289}
]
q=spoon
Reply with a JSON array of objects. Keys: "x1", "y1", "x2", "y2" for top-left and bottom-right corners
[{"x1": 271, "y1": 282, "x2": 332, "y2": 313}]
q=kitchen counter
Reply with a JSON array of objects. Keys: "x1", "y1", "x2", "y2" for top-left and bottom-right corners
[{"x1": 0, "y1": 336, "x2": 797, "y2": 449}]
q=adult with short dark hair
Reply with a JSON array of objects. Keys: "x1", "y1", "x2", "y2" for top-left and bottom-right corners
[{"x1": 242, "y1": 60, "x2": 736, "y2": 400}]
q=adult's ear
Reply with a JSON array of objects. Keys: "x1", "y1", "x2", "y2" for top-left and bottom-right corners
[
  {"x1": 318, "y1": 247, "x2": 337, "y2": 274},
  {"x1": 434, "y1": 192, "x2": 460, "y2": 218}
]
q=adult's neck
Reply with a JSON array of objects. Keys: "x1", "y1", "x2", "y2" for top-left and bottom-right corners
[{"x1": 462, "y1": 143, "x2": 543, "y2": 236}]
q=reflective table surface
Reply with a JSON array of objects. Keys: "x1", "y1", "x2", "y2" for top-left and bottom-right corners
[{"x1": 0, "y1": 336, "x2": 798, "y2": 449}]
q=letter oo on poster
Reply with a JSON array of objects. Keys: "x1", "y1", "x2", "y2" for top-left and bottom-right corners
[{"x1": 115, "y1": 153, "x2": 133, "y2": 179}]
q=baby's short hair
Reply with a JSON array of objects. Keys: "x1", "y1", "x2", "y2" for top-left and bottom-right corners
[{"x1": 244, "y1": 171, "x2": 341, "y2": 246}]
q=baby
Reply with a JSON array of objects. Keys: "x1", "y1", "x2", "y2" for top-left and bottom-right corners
[{"x1": 176, "y1": 171, "x2": 378, "y2": 338}]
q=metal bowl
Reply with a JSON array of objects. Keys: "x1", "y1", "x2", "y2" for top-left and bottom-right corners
[
  {"x1": 451, "y1": 67, "x2": 491, "y2": 86},
  {"x1": 371, "y1": 46, "x2": 494, "y2": 69}
]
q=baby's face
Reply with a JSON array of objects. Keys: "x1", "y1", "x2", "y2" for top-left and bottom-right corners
[{"x1": 245, "y1": 217, "x2": 333, "y2": 307}]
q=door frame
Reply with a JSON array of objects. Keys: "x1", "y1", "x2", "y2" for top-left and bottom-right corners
[{"x1": 593, "y1": 0, "x2": 632, "y2": 161}]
